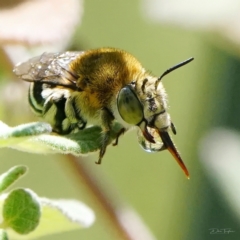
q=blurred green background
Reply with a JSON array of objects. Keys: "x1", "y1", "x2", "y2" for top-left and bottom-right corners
[{"x1": 1, "y1": 0, "x2": 240, "y2": 239}]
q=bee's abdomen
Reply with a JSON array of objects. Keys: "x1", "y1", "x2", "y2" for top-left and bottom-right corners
[{"x1": 28, "y1": 82, "x2": 87, "y2": 134}]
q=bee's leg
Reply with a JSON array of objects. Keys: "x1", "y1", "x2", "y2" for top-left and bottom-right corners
[
  {"x1": 64, "y1": 96, "x2": 87, "y2": 132},
  {"x1": 97, "y1": 131, "x2": 110, "y2": 164},
  {"x1": 64, "y1": 97, "x2": 78, "y2": 123},
  {"x1": 96, "y1": 107, "x2": 115, "y2": 164},
  {"x1": 112, "y1": 128, "x2": 125, "y2": 146},
  {"x1": 42, "y1": 96, "x2": 54, "y2": 115},
  {"x1": 42, "y1": 97, "x2": 65, "y2": 133}
]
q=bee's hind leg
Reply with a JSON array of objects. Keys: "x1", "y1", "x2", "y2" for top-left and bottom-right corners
[
  {"x1": 95, "y1": 107, "x2": 115, "y2": 165},
  {"x1": 64, "y1": 96, "x2": 87, "y2": 132},
  {"x1": 96, "y1": 131, "x2": 111, "y2": 164}
]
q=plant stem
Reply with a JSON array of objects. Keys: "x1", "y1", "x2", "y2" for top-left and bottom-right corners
[{"x1": 65, "y1": 155, "x2": 156, "y2": 240}]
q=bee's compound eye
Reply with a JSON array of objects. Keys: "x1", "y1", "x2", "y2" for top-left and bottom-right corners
[{"x1": 117, "y1": 86, "x2": 143, "y2": 125}]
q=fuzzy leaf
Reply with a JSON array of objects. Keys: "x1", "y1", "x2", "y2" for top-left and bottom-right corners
[
  {"x1": 0, "y1": 195, "x2": 95, "y2": 239},
  {"x1": 0, "y1": 121, "x2": 52, "y2": 147},
  {"x1": 2, "y1": 189, "x2": 41, "y2": 235},
  {"x1": 0, "y1": 166, "x2": 27, "y2": 193},
  {"x1": 0, "y1": 121, "x2": 124, "y2": 156},
  {"x1": 31, "y1": 198, "x2": 95, "y2": 237}
]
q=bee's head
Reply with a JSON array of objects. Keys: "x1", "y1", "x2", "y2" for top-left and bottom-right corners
[{"x1": 117, "y1": 58, "x2": 194, "y2": 178}]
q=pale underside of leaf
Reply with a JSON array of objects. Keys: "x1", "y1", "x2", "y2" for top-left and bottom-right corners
[{"x1": 0, "y1": 194, "x2": 95, "y2": 240}]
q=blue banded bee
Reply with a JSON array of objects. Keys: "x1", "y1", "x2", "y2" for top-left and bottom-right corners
[{"x1": 13, "y1": 48, "x2": 193, "y2": 178}]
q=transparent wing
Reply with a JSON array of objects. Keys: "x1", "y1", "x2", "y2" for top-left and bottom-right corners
[{"x1": 13, "y1": 51, "x2": 84, "y2": 89}]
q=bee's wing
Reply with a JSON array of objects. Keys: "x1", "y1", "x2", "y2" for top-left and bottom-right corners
[{"x1": 13, "y1": 52, "x2": 84, "y2": 89}]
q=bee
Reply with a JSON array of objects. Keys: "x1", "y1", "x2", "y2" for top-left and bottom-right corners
[{"x1": 13, "y1": 48, "x2": 193, "y2": 178}]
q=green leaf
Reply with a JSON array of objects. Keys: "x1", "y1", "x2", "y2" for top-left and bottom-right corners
[
  {"x1": 22, "y1": 198, "x2": 95, "y2": 239},
  {"x1": 0, "y1": 229, "x2": 8, "y2": 240},
  {"x1": 2, "y1": 188, "x2": 41, "y2": 234},
  {"x1": 0, "y1": 121, "x2": 52, "y2": 147},
  {"x1": 0, "y1": 166, "x2": 27, "y2": 193},
  {"x1": 0, "y1": 121, "x2": 124, "y2": 156},
  {"x1": 40, "y1": 198, "x2": 95, "y2": 228},
  {"x1": 0, "y1": 195, "x2": 95, "y2": 239},
  {"x1": 33, "y1": 122, "x2": 123, "y2": 155}
]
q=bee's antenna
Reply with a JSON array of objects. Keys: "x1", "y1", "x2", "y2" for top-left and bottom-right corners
[{"x1": 155, "y1": 57, "x2": 194, "y2": 90}]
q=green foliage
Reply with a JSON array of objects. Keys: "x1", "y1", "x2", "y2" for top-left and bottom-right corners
[
  {"x1": 0, "y1": 120, "x2": 127, "y2": 238},
  {"x1": 0, "y1": 166, "x2": 27, "y2": 193},
  {"x1": 2, "y1": 189, "x2": 40, "y2": 234},
  {"x1": 0, "y1": 121, "x2": 123, "y2": 156},
  {"x1": 0, "y1": 166, "x2": 95, "y2": 240}
]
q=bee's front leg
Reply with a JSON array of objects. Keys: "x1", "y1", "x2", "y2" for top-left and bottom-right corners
[
  {"x1": 112, "y1": 128, "x2": 125, "y2": 146},
  {"x1": 96, "y1": 107, "x2": 115, "y2": 165}
]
